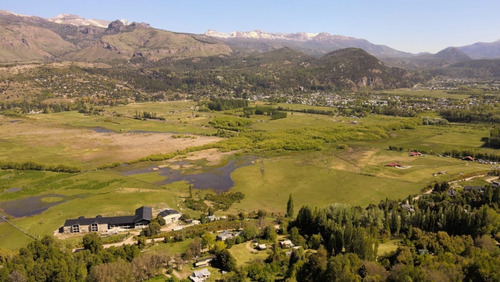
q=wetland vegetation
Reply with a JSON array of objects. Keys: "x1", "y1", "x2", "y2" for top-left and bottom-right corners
[{"x1": 0, "y1": 92, "x2": 499, "y2": 281}]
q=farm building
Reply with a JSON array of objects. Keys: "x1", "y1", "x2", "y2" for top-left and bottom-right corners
[
  {"x1": 158, "y1": 209, "x2": 181, "y2": 223},
  {"x1": 462, "y1": 156, "x2": 475, "y2": 161},
  {"x1": 385, "y1": 162, "x2": 403, "y2": 168},
  {"x1": 61, "y1": 206, "x2": 152, "y2": 234},
  {"x1": 409, "y1": 152, "x2": 422, "y2": 156}
]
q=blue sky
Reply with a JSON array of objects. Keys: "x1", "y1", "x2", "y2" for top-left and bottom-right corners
[{"x1": 2, "y1": 0, "x2": 499, "y2": 53}]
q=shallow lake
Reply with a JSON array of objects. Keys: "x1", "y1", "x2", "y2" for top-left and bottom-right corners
[
  {"x1": 1, "y1": 194, "x2": 82, "y2": 218},
  {"x1": 124, "y1": 156, "x2": 256, "y2": 192}
]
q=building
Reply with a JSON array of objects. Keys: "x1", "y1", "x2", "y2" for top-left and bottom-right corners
[
  {"x1": 386, "y1": 162, "x2": 403, "y2": 168},
  {"x1": 464, "y1": 186, "x2": 485, "y2": 193},
  {"x1": 61, "y1": 206, "x2": 152, "y2": 234},
  {"x1": 409, "y1": 152, "x2": 422, "y2": 156},
  {"x1": 216, "y1": 230, "x2": 233, "y2": 241},
  {"x1": 280, "y1": 240, "x2": 295, "y2": 248},
  {"x1": 401, "y1": 204, "x2": 415, "y2": 213},
  {"x1": 463, "y1": 156, "x2": 475, "y2": 161},
  {"x1": 194, "y1": 257, "x2": 213, "y2": 268},
  {"x1": 189, "y1": 268, "x2": 211, "y2": 282},
  {"x1": 256, "y1": 243, "x2": 267, "y2": 250},
  {"x1": 158, "y1": 209, "x2": 181, "y2": 224}
]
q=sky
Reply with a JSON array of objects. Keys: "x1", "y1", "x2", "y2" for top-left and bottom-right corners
[{"x1": 2, "y1": 0, "x2": 500, "y2": 54}]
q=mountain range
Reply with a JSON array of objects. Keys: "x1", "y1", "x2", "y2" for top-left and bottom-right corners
[
  {"x1": 0, "y1": 9, "x2": 499, "y2": 64},
  {"x1": 0, "y1": 10, "x2": 230, "y2": 63}
]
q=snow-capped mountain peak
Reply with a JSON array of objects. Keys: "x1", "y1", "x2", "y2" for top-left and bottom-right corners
[
  {"x1": 205, "y1": 30, "x2": 321, "y2": 42},
  {"x1": 48, "y1": 14, "x2": 111, "y2": 28}
]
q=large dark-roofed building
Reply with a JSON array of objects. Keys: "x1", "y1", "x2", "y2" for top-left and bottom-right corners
[{"x1": 61, "y1": 206, "x2": 152, "y2": 234}]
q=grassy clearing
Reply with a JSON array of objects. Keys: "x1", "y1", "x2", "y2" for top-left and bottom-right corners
[
  {"x1": 228, "y1": 243, "x2": 269, "y2": 266},
  {"x1": 127, "y1": 172, "x2": 167, "y2": 183},
  {"x1": 229, "y1": 153, "x2": 424, "y2": 214},
  {"x1": 148, "y1": 238, "x2": 194, "y2": 254},
  {"x1": 378, "y1": 240, "x2": 400, "y2": 255}
]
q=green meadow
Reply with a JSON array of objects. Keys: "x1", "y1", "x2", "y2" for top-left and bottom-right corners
[{"x1": 0, "y1": 99, "x2": 497, "y2": 249}]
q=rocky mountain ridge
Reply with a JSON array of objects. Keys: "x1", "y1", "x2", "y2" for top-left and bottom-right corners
[{"x1": 205, "y1": 29, "x2": 412, "y2": 58}]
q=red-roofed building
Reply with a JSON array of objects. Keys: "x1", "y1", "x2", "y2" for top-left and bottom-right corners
[{"x1": 385, "y1": 162, "x2": 403, "y2": 167}]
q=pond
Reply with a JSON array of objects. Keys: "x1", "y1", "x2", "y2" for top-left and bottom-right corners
[
  {"x1": 124, "y1": 156, "x2": 257, "y2": 192},
  {"x1": 92, "y1": 127, "x2": 115, "y2": 133},
  {"x1": 5, "y1": 187, "x2": 21, "y2": 193},
  {"x1": 92, "y1": 128, "x2": 178, "y2": 134},
  {"x1": 0, "y1": 194, "x2": 83, "y2": 218}
]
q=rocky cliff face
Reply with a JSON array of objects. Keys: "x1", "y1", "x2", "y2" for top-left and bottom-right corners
[{"x1": 0, "y1": 10, "x2": 231, "y2": 63}]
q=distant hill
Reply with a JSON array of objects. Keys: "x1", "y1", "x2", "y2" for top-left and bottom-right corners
[
  {"x1": 205, "y1": 30, "x2": 412, "y2": 58},
  {"x1": 432, "y1": 59, "x2": 500, "y2": 79},
  {"x1": 382, "y1": 47, "x2": 471, "y2": 69},
  {"x1": 457, "y1": 40, "x2": 500, "y2": 59},
  {"x1": 309, "y1": 48, "x2": 414, "y2": 90}
]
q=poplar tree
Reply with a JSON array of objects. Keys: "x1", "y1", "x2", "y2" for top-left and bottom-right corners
[{"x1": 287, "y1": 194, "x2": 294, "y2": 218}]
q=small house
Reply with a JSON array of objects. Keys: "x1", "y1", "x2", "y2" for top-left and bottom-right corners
[
  {"x1": 448, "y1": 188, "x2": 458, "y2": 197},
  {"x1": 464, "y1": 186, "x2": 485, "y2": 193},
  {"x1": 158, "y1": 209, "x2": 181, "y2": 224},
  {"x1": 463, "y1": 156, "x2": 475, "y2": 161},
  {"x1": 280, "y1": 240, "x2": 294, "y2": 248},
  {"x1": 206, "y1": 215, "x2": 219, "y2": 222},
  {"x1": 194, "y1": 257, "x2": 213, "y2": 268},
  {"x1": 189, "y1": 268, "x2": 211, "y2": 282},
  {"x1": 216, "y1": 230, "x2": 233, "y2": 241},
  {"x1": 409, "y1": 152, "x2": 422, "y2": 157},
  {"x1": 401, "y1": 204, "x2": 415, "y2": 213},
  {"x1": 256, "y1": 244, "x2": 267, "y2": 250},
  {"x1": 386, "y1": 162, "x2": 403, "y2": 168}
]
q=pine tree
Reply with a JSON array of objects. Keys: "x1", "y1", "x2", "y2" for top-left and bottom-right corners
[{"x1": 287, "y1": 194, "x2": 294, "y2": 218}]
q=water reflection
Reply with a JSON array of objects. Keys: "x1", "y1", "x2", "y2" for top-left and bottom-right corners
[{"x1": 124, "y1": 156, "x2": 256, "y2": 192}]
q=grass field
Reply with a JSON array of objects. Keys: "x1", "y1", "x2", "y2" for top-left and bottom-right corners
[
  {"x1": 0, "y1": 100, "x2": 497, "y2": 250},
  {"x1": 228, "y1": 242, "x2": 269, "y2": 266},
  {"x1": 378, "y1": 240, "x2": 400, "y2": 256}
]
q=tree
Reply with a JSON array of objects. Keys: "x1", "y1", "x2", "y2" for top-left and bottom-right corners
[
  {"x1": 201, "y1": 232, "x2": 215, "y2": 249},
  {"x1": 241, "y1": 225, "x2": 259, "y2": 241},
  {"x1": 183, "y1": 238, "x2": 202, "y2": 260},
  {"x1": 287, "y1": 194, "x2": 294, "y2": 218},
  {"x1": 262, "y1": 225, "x2": 277, "y2": 242},
  {"x1": 83, "y1": 233, "x2": 103, "y2": 254},
  {"x1": 215, "y1": 249, "x2": 237, "y2": 272}
]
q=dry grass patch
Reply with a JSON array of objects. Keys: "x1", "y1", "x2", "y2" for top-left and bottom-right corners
[{"x1": 0, "y1": 117, "x2": 221, "y2": 167}]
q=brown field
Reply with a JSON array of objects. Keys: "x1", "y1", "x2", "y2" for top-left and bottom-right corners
[{"x1": 0, "y1": 116, "x2": 220, "y2": 167}]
